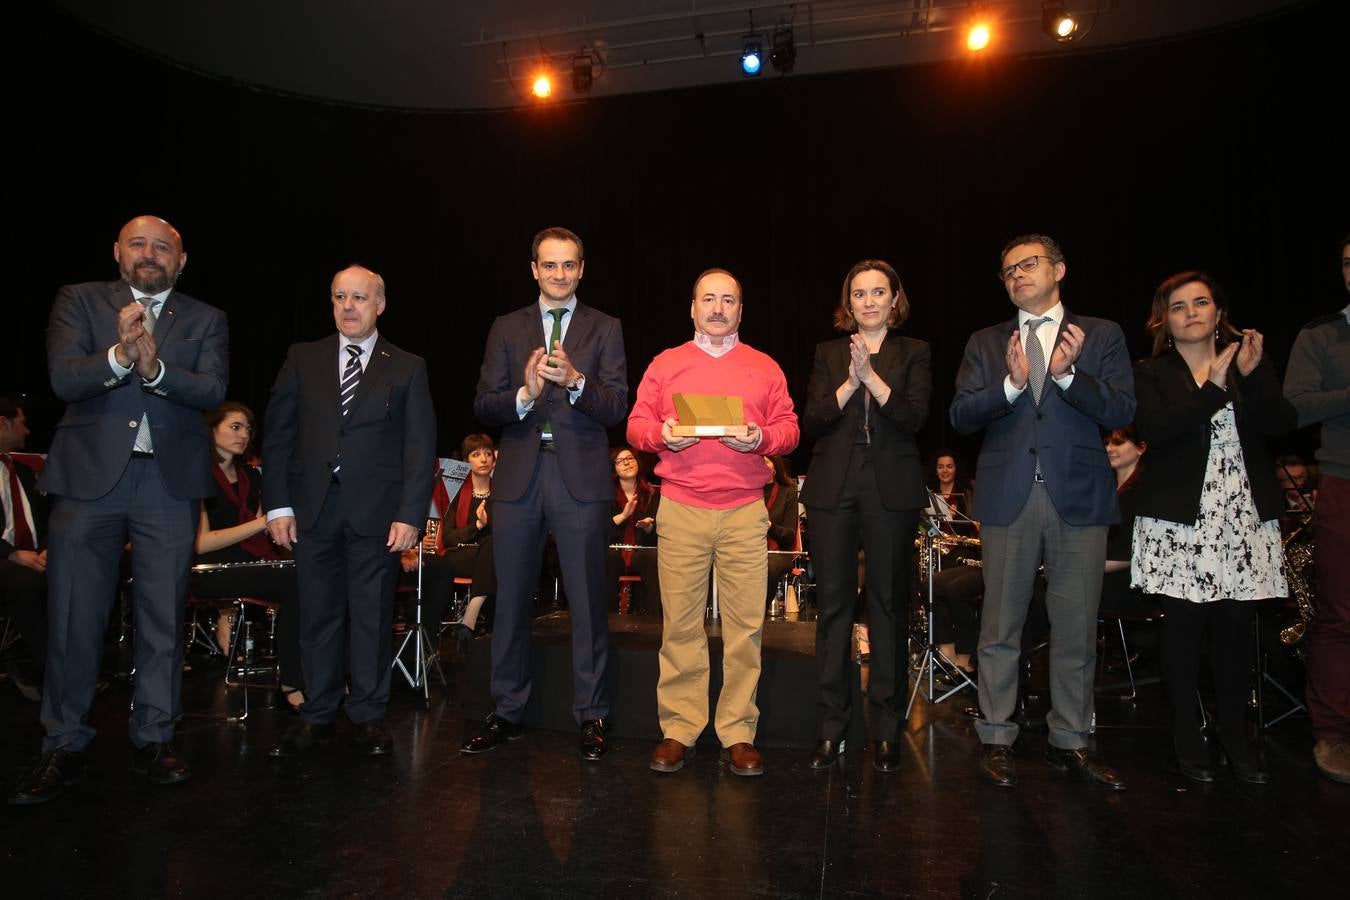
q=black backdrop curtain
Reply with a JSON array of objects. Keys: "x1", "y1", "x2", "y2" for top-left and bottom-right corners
[{"x1": 8, "y1": 2, "x2": 1346, "y2": 471}]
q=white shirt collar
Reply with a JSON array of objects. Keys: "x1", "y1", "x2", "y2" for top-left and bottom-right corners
[
  {"x1": 130, "y1": 286, "x2": 172, "y2": 308},
  {"x1": 692, "y1": 331, "x2": 739, "y2": 357},
  {"x1": 1018, "y1": 301, "x2": 1064, "y2": 330},
  {"x1": 538, "y1": 295, "x2": 578, "y2": 318},
  {"x1": 342, "y1": 329, "x2": 380, "y2": 357}
]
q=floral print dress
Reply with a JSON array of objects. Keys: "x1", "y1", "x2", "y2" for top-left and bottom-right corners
[{"x1": 1131, "y1": 403, "x2": 1287, "y2": 603}]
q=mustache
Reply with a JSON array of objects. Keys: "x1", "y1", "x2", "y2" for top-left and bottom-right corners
[{"x1": 706, "y1": 314, "x2": 729, "y2": 323}]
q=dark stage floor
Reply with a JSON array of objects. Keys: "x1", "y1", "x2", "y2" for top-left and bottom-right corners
[{"x1": 2, "y1": 632, "x2": 1347, "y2": 899}]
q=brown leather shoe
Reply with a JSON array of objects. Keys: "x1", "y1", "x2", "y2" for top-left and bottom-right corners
[
  {"x1": 721, "y1": 742, "x2": 764, "y2": 777},
  {"x1": 1313, "y1": 740, "x2": 1350, "y2": 784},
  {"x1": 650, "y1": 738, "x2": 695, "y2": 773}
]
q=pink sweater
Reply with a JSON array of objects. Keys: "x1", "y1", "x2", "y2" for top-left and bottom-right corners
[{"x1": 627, "y1": 341, "x2": 799, "y2": 509}]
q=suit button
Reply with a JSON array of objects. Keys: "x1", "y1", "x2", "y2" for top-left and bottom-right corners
[
  {"x1": 1029, "y1": 448, "x2": 1037, "y2": 455},
  {"x1": 1037, "y1": 413, "x2": 1045, "y2": 420},
  {"x1": 128, "y1": 420, "x2": 138, "y2": 427}
]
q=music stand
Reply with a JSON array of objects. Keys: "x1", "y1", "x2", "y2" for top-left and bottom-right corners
[
  {"x1": 392, "y1": 541, "x2": 446, "y2": 707},
  {"x1": 906, "y1": 492, "x2": 978, "y2": 717}
]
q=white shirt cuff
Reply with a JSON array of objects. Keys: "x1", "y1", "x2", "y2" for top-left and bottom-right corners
[
  {"x1": 266, "y1": 508, "x2": 295, "y2": 522},
  {"x1": 567, "y1": 373, "x2": 586, "y2": 404},
  {"x1": 1003, "y1": 375, "x2": 1027, "y2": 405},
  {"x1": 108, "y1": 345, "x2": 133, "y2": 377},
  {"x1": 1051, "y1": 369, "x2": 1075, "y2": 391},
  {"x1": 516, "y1": 386, "x2": 535, "y2": 419},
  {"x1": 142, "y1": 359, "x2": 166, "y2": 386}
]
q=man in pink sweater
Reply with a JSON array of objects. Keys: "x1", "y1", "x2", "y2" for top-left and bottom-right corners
[{"x1": 627, "y1": 269, "x2": 799, "y2": 777}]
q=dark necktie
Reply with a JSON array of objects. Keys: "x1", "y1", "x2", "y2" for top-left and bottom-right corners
[
  {"x1": 340, "y1": 344, "x2": 364, "y2": 416},
  {"x1": 1, "y1": 454, "x2": 36, "y2": 551},
  {"x1": 131, "y1": 297, "x2": 159, "y2": 453},
  {"x1": 542, "y1": 308, "x2": 565, "y2": 438},
  {"x1": 1026, "y1": 317, "x2": 1049, "y2": 405}
]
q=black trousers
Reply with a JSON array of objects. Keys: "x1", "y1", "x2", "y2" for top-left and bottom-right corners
[
  {"x1": 931, "y1": 564, "x2": 984, "y2": 656},
  {"x1": 0, "y1": 559, "x2": 47, "y2": 670},
  {"x1": 1160, "y1": 596, "x2": 1257, "y2": 759},
  {"x1": 408, "y1": 539, "x2": 496, "y2": 629},
  {"x1": 294, "y1": 483, "x2": 400, "y2": 726},
  {"x1": 605, "y1": 546, "x2": 661, "y2": 615},
  {"x1": 808, "y1": 447, "x2": 919, "y2": 743}
]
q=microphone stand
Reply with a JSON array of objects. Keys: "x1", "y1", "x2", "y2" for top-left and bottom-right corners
[{"x1": 906, "y1": 490, "x2": 977, "y2": 718}]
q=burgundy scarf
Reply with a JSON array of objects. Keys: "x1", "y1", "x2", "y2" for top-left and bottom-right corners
[
  {"x1": 614, "y1": 479, "x2": 652, "y2": 567},
  {"x1": 212, "y1": 464, "x2": 277, "y2": 560}
]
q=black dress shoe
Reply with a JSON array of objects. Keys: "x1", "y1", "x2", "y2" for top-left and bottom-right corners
[
  {"x1": 1223, "y1": 750, "x2": 1270, "y2": 785},
  {"x1": 579, "y1": 717, "x2": 608, "y2": 762},
  {"x1": 1044, "y1": 746, "x2": 1126, "y2": 791},
  {"x1": 1177, "y1": 755, "x2": 1217, "y2": 783},
  {"x1": 808, "y1": 739, "x2": 842, "y2": 770},
  {"x1": 8, "y1": 749, "x2": 88, "y2": 805},
  {"x1": 460, "y1": 713, "x2": 525, "y2": 754},
  {"x1": 980, "y1": 743, "x2": 1018, "y2": 788},
  {"x1": 132, "y1": 742, "x2": 192, "y2": 785},
  {"x1": 354, "y1": 720, "x2": 392, "y2": 756},
  {"x1": 269, "y1": 721, "x2": 336, "y2": 758},
  {"x1": 873, "y1": 740, "x2": 902, "y2": 773}
]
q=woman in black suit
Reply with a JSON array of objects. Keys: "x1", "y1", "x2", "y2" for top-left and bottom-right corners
[
  {"x1": 800, "y1": 259, "x2": 931, "y2": 773},
  {"x1": 1131, "y1": 271, "x2": 1296, "y2": 784}
]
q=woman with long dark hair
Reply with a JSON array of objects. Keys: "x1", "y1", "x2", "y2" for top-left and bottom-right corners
[
  {"x1": 1131, "y1": 272, "x2": 1296, "y2": 783},
  {"x1": 800, "y1": 258, "x2": 931, "y2": 773},
  {"x1": 193, "y1": 401, "x2": 304, "y2": 710}
]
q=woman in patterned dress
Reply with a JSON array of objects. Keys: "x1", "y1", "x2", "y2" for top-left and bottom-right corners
[{"x1": 1130, "y1": 272, "x2": 1297, "y2": 784}]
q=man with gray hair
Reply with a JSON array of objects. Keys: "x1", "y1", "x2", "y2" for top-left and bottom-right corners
[{"x1": 264, "y1": 265, "x2": 436, "y2": 759}]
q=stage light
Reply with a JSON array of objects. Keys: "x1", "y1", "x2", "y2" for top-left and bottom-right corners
[
  {"x1": 740, "y1": 35, "x2": 764, "y2": 76},
  {"x1": 770, "y1": 26, "x2": 796, "y2": 74},
  {"x1": 966, "y1": 22, "x2": 991, "y2": 52},
  {"x1": 1041, "y1": 2, "x2": 1079, "y2": 42},
  {"x1": 572, "y1": 54, "x2": 594, "y2": 93},
  {"x1": 531, "y1": 72, "x2": 553, "y2": 99}
]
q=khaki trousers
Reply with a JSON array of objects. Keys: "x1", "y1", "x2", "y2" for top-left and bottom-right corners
[{"x1": 655, "y1": 495, "x2": 768, "y2": 747}]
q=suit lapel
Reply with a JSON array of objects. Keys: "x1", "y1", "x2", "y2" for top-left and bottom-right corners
[
  {"x1": 345, "y1": 336, "x2": 393, "y2": 417},
  {"x1": 154, "y1": 290, "x2": 182, "y2": 343}
]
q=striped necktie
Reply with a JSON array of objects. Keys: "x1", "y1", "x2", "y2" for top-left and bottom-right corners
[
  {"x1": 1026, "y1": 317, "x2": 1048, "y2": 405},
  {"x1": 340, "y1": 344, "x2": 364, "y2": 415}
]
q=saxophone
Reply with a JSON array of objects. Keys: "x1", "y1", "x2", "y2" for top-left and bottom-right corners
[{"x1": 1279, "y1": 515, "x2": 1316, "y2": 652}]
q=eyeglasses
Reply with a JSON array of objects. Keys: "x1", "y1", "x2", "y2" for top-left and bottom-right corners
[
  {"x1": 998, "y1": 254, "x2": 1053, "y2": 282},
  {"x1": 614, "y1": 456, "x2": 637, "y2": 465}
]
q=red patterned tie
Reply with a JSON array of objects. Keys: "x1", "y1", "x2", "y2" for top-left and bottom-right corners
[{"x1": 2, "y1": 454, "x2": 36, "y2": 551}]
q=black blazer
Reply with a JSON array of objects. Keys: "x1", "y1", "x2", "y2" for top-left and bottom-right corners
[
  {"x1": 473, "y1": 301, "x2": 628, "y2": 504},
  {"x1": 263, "y1": 334, "x2": 437, "y2": 535},
  {"x1": 1131, "y1": 350, "x2": 1296, "y2": 525},
  {"x1": 800, "y1": 333, "x2": 931, "y2": 511}
]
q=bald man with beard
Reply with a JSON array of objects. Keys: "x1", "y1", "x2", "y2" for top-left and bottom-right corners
[{"x1": 10, "y1": 216, "x2": 228, "y2": 805}]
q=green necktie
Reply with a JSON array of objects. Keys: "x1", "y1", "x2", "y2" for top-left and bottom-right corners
[{"x1": 542, "y1": 308, "x2": 565, "y2": 437}]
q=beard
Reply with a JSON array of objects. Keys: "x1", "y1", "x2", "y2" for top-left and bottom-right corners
[{"x1": 124, "y1": 260, "x2": 177, "y2": 294}]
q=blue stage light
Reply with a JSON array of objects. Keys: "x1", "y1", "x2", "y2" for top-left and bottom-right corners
[{"x1": 740, "y1": 37, "x2": 763, "y2": 76}]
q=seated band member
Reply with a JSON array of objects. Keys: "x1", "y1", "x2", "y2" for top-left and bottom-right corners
[
  {"x1": 605, "y1": 446, "x2": 661, "y2": 615},
  {"x1": 464, "y1": 227, "x2": 628, "y2": 763},
  {"x1": 401, "y1": 433, "x2": 497, "y2": 640},
  {"x1": 800, "y1": 259, "x2": 931, "y2": 773},
  {"x1": 950, "y1": 233, "x2": 1135, "y2": 791},
  {"x1": 11, "y1": 215, "x2": 227, "y2": 806},
  {"x1": 1274, "y1": 453, "x2": 1317, "y2": 516},
  {"x1": 191, "y1": 402, "x2": 304, "y2": 712},
  {"x1": 1101, "y1": 426, "x2": 1150, "y2": 618},
  {"x1": 628, "y1": 268, "x2": 799, "y2": 777},
  {"x1": 0, "y1": 397, "x2": 49, "y2": 702},
  {"x1": 929, "y1": 450, "x2": 976, "y2": 527},
  {"x1": 263, "y1": 265, "x2": 436, "y2": 759},
  {"x1": 763, "y1": 455, "x2": 799, "y2": 603},
  {"x1": 1131, "y1": 271, "x2": 1295, "y2": 784}
]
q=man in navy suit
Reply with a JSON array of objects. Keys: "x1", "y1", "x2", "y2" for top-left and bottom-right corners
[
  {"x1": 9, "y1": 216, "x2": 228, "y2": 805},
  {"x1": 464, "y1": 227, "x2": 628, "y2": 761},
  {"x1": 950, "y1": 234, "x2": 1134, "y2": 790},
  {"x1": 263, "y1": 265, "x2": 436, "y2": 758}
]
